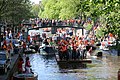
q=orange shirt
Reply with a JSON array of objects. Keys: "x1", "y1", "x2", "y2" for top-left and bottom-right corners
[
  {"x1": 84, "y1": 40, "x2": 88, "y2": 45},
  {"x1": 3, "y1": 44, "x2": 7, "y2": 50},
  {"x1": 75, "y1": 36, "x2": 78, "y2": 40},
  {"x1": 90, "y1": 40, "x2": 95, "y2": 45},
  {"x1": 79, "y1": 40, "x2": 83, "y2": 44},
  {"x1": 27, "y1": 35, "x2": 30, "y2": 41},
  {"x1": 61, "y1": 45, "x2": 67, "y2": 52}
]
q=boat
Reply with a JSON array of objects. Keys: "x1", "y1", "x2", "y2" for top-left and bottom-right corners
[
  {"x1": 12, "y1": 72, "x2": 38, "y2": 80},
  {"x1": 39, "y1": 45, "x2": 57, "y2": 56},
  {"x1": 29, "y1": 45, "x2": 39, "y2": 53},
  {"x1": 24, "y1": 48, "x2": 36, "y2": 54},
  {"x1": 55, "y1": 54, "x2": 92, "y2": 64}
]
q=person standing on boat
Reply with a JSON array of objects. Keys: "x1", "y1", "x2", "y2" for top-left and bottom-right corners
[
  {"x1": 27, "y1": 35, "x2": 31, "y2": 48},
  {"x1": 58, "y1": 44, "x2": 63, "y2": 60},
  {"x1": 25, "y1": 57, "x2": 31, "y2": 73},
  {"x1": 72, "y1": 41, "x2": 77, "y2": 60},
  {"x1": 61, "y1": 43, "x2": 68, "y2": 60},
  {"x1": 43, "y1": 38, "x2": 50, "y2": 53}
]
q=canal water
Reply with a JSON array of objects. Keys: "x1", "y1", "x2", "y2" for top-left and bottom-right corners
[{"x1": 25, "y1": 51, "x2": 120, "y2": 80}]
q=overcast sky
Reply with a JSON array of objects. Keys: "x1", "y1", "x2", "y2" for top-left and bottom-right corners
[{"x1": 30, "y1": 0, "x2": 41, "y2": 4}]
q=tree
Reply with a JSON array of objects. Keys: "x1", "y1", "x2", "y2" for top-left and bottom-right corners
[
  {"x1": 96, "y1": 27, "x2": 104, "y2": 38},
  {"x1": 103, "y1": 0, "x2": 120, "y2": 38},
  {"x1": 39, "y1": 0, "x2": 80, "y2": 20},
  {"x1": 31, "y1": 4, "x2": 41, "y2": 18},
  {"x1": 40, "y1": 0, "x2": 60, "y2": 19},
  {"x1": 39, "y1": 0, "x2": 119, "y2": 39},
  {"x1": 0, "y1": 0, "x2": 32, "y2": 26},
  {"x1": 58, "y1": 0, "x2": 79, "y2": 20}
]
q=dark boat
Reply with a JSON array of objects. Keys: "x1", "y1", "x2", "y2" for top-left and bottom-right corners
[
  {"x1": 39, "y1": 45, "x2": 57, "y2": 56},
  {"x1": 55, "y1": 54, "x2": 92, "y2": 64},
  {"x1": 24, "y1": 49, "x2": 36, "y2": 54}
]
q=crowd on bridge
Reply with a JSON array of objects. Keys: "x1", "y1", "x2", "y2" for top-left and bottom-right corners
[{"x1": 24, "y1": 18, "x2": 94, "y2": 29}]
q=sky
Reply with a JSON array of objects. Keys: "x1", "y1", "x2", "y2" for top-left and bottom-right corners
[{"x1": 30, "y1": 0, "x2": 41, "y2": 4}]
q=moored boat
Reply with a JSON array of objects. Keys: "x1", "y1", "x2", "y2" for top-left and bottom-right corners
[
  {"x1": 39, "y1": 45, "x2": 57, "y2": 56},
  {"x1": 24, "y1": 49, "x2": 36, "y2": 54},
  {"x1": 12, "y1": 72, "x2": 38, "y2": 80}
]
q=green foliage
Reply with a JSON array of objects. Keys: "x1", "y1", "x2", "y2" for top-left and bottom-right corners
[
  {"x1": 40, "y1": 0, "x2": 60, "y2": 19},
  {"x1": 83, "y1": 22, "x2": 93, "y2": 31},
  {"x1": 40, "y1": 0, "x2": 79, "y2": 20},
  {"x1": 58, "y1": 0, "x2": 79, "y2": 20},
  {"x1": 96, "y1": 27, "x2": 104, "y2": 38},
  {"x1": 31, "y1": 4, "x2": 40, "y2": 17},
  {"x1": 102, "y1": 0, "x2": 120, "y2": 38},
  {"x1": 38, "y1": 0, "x2": 120, "y2": 39},
  {"x1": 0, "y1": 0, "x2": 32, "y2": 25}
]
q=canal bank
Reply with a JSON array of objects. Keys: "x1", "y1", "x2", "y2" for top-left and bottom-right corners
[{"x1": 0, "y1": 54, "x2": 19, "y2": 80}]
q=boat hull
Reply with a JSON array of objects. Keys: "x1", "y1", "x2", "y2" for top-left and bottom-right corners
[{"x1": 13, "y1": 73, "x2": 38, "y2": 80}]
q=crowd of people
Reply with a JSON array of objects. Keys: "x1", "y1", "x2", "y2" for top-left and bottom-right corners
[
  {"x1": 0, "y1": 17, "x2": 116, "y2": 74},
  {"x1": 39, "y1": 26, "x2": 116, "y2": 61},
  {"x1": 0, "y1": 28, "x2": 33, "y2": 74},
  {"x1": 42, "y1": 34, "x2": 96, "y2": 60},
  {"x1": 28, "y1": 18, "x2": 85, "y2": 28}
]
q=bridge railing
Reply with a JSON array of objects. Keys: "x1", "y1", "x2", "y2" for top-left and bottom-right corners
[
  {"x1": 39, "y1": 21, "x2": 83, "y2": 28},
  {"x1": 22, "y1": 19, "x2": 84, "y2": 28}
]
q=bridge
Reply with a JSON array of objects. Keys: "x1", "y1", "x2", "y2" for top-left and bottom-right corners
[{"x1": 23, "y1": 22, "x2": 85, "y2": 35}]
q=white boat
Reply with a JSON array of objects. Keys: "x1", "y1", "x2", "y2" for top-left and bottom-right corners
[{"x1": 13, "y1": 72, "x2": 38, "y2": 80}]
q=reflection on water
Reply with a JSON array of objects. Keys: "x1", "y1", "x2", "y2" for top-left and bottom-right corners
[
  {"x1": 26, "y1": 52, "x2": 120, "y2": 80},
  {"x1": 58, "y1": 63, "x2": 87, "y2": 69}
]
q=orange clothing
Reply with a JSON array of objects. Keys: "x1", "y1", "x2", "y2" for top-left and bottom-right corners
[
  {"x1": 76, "y1": 42, "x2": 79, "y2": 47},
  {"x1": 90, "y1": 40, "x2": 95, "y2": 45},
  {"x1": 84, "y1": 40, "x2": 88, "y2": 45},
  {"x1": 23, "y1": 42, "x2": 26, "y2": 48},
  {"x1": 3, "y1": 44, "x2": 7, "y2": 50},
  {"x1": 109, "y1": 33, "x2": 113, "y2": 37},
  {"x1": 75, "y1": 36, "x2": 78, "y2": 40},
  {"x1": 9, "y1": 42, "x2": 13, "y2": 49},
  {"x1": 61, "y1": 45, "x2": 67, "y2": 52},
  {"x1": 79, "y1": 40, "x2": 83, "y2": 44},
  {"x1": 27, "y1": 35, "x2": 30, "y2": 42},
  {"x1": 17, "y1": 32, "x2": 20, "y2": 37},
  {"x1": 18, "y1": 60, "x2": 24, "y2": 72}
]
